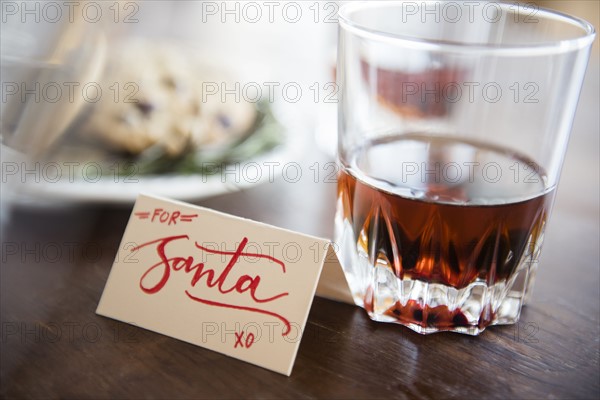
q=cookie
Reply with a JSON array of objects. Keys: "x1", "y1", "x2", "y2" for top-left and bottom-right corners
[{"x1": 83, "y1": 39, "x2": 257, "y2": 157}]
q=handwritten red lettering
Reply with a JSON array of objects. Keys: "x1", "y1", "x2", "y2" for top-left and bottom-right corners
[
  {"x1": 245, "y1": 332, "x2": 255, "y2": 347},
  {"x1": 233, "y1": 330, "x2": 255, "y2": 349},
  {"x1": 234, "y1": 331, "x2": 244, "y2": 348},
  {"x1": 185, "y1": 292, "x2": 291, "y2": 336},
  {"x1": 169, "y1": 211, "x2": 181, "y2": 225},
  {"x1": 132, "y1": 236, "x2": 291, "y2": 335},
  {"x1": 151, "y1": 208, "x2": 163, "y2": 222},
  {"x1": 136, "y1": 209, "x2": 198, "y2": 224},
  {"x1": 180, "y1": 214, "x2": 198, "y2": 222}
]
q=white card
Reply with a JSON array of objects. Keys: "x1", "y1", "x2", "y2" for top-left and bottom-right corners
[{"x1": 97, "y1": 194, "x2": 350, "y2": 376}]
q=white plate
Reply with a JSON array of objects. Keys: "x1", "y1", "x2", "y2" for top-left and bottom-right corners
[{"x1": 10, "y1": 104, "x2": 307, "y2": 205}]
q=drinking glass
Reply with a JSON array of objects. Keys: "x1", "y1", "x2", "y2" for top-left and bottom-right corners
[{"x1": 335, "y1": 1, "x2": 595, "y2": 334}]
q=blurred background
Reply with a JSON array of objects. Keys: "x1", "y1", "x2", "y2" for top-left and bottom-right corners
[{"x1": 0, "y1": 0, "x2": 598, "y2": 218}]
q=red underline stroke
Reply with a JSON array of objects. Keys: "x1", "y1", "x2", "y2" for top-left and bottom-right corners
[{"x1": 185, "y1": 290, "x2": 291, "y2": 336}]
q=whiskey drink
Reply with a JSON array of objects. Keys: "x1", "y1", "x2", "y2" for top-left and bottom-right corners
[
  {"x1": 335, "y1": 134, "x2": 554, "y2": 334},
  {"x1": 336, "y1": 1, "x2": 594, "y2": 334}
]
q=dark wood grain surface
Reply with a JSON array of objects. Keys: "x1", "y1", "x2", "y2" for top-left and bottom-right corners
[{"x1": 1, "y1": 65, "x2": 598, "y2": 399}]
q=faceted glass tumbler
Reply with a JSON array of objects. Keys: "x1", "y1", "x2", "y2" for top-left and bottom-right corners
[{"x1": 334, "y1": 1, "x2": 595, "y2": 334}]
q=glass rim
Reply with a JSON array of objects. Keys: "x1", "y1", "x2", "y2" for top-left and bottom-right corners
[{"x1": 338, "y1": 1, "x2": 596, "y2": 54}]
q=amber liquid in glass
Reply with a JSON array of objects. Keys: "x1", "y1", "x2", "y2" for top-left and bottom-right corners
[{"x1": 335, "y1": 134, "x2": 554, "y2": 333}]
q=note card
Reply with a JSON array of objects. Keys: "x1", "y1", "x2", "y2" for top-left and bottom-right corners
[{"x1": 97, "y1": 194, "x2": 348, "y2": 376}]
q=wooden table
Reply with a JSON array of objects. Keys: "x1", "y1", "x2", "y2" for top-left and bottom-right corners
[{"x1": 2, "y1": 64, "x2": 598, "y2": 399}]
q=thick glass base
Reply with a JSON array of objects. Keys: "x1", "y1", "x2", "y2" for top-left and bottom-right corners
[{"x1": 335, "y1": 210, "x2": 541, "y2": 335}]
